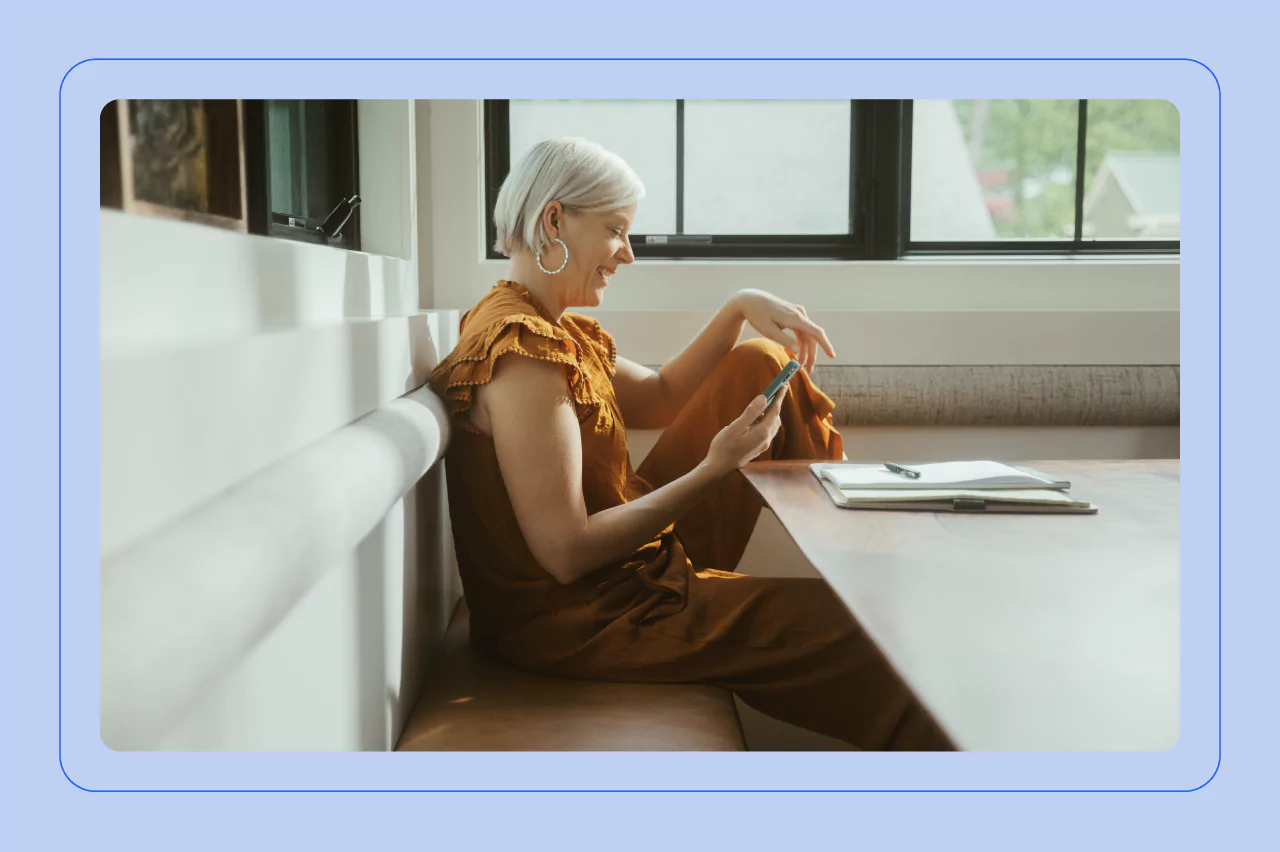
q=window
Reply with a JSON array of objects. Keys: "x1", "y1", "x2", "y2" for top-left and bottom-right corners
[
  {"x1": 101, "y1": 99, "x2": 362, "y2": 251},
  {"x1": 907, "y1": 99, "x2": 1180, "y2": 251},
  {"x1": 483, "y1": 99, "x2": 1178, "y2": 260},
  {"x1": 486, "y1": 99, "x2": 889, "y2": 259},
  {"x1": 682, "y1": 100, "x2": 851, "y2": 235},
  {"x1": 506, "y1": 100, "x2": 678, "y2": 235},
  {"x1": 1082, "y1": 101, "x2": 1180, "y2": 240},
  {"x1": 243, "y1": 100, "x2": 362, "y2": 250}
]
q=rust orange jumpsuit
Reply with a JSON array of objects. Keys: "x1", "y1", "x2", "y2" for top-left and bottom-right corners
[{"x1": 429, "y1": 280, "x2": 952, "y2": 750}]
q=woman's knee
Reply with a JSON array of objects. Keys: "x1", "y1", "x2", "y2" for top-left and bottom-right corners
[
  {"x1": 722, "y1": 338, "x2": 791, "y2": 378},
  {"x1": 700, "y1": 338, "x2": 803, "y2": 422}
]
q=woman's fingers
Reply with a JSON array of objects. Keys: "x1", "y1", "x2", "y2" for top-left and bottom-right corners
[
  {"x1": 742, "y1": 298, "x2": 837, "y2": 361},
  {"x1": 789, "y1": 331, "x2": 814, "y2": 373},
  {"x1": 770, "y1": 382, "x2": 787, "y2": 408},
  {"x1": 783, "y1": 308, "x2": 835, "y2": 363},
  {"x1": 796, "y1": 317, "x2": 836, "y2": 360},
  {"x1": 764, "y1": 384, "x2": 787, "y2": 422},
  {"x1": 726, "y1": 388, "x2": 786, "y2": 466},
  {"x1": 762, "y1": 386, "x2": 788, "y2": 444},
  {"x1": 749, "y1": 301, "x2": 835, "y2": 364},
  {"x1": 750, "y1": 386, "x2": 786, "y2": 425},
  {"x1": 789, "y1": 308, "x2": 835, "y2": 361},
  {"x1": 739, "y1": 394, "x2": 769, "y2": 426}
]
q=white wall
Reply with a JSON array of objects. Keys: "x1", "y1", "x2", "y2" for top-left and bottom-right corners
[
  {"x1": 357, "y1": 100, "x2": 418, "y2": 263},
  {"x1": 100, "y1": 101, "x2": 463, "y2": 751}
]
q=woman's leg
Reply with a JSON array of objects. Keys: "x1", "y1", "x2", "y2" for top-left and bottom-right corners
[
  {"x1": 685, "y1": 572, "x2": 955, "y2": 751},
  {"x1": 612, "y1": 342, "x2": 950, "y2": 749},
  {"x1": 503, "y1": 569, "x2": 954, "y2": 750},
  {"x1": 636, "y1": 338, "x2": 843, "y2": 572}
]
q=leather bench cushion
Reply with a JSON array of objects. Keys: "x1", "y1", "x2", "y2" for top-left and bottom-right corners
[{"x1": 396, "y1": 601, "x2": 746, "y2": 751}]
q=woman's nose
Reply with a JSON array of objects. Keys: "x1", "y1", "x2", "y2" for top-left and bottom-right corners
[{"x1": 618, "y1": 239, "x2": 635, "y2": 264}]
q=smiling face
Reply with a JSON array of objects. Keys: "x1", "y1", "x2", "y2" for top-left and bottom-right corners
[{"x1": 542, "y1": 203, "x2": 637, "y2": 308}]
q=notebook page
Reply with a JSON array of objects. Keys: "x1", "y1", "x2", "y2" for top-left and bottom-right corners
[{"x1": 821, "y1": 461, "x2": 1054, "y2": 489}]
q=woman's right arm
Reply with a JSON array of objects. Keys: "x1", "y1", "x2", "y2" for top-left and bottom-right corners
[{"x1": 481, "y1": 353, "x2": 787, "y2": 585}]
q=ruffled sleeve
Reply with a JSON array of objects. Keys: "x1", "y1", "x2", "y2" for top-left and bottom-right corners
[
  {"x1": 429, "y1": 314, "x2": 601, "y2": 433},
  {"x1": 562, "y1": 313, "x2": 617, "y2": 377}
]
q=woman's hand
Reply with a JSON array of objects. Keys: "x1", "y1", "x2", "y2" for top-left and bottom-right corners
[
  {"x1": 732, "y1": 289, "x2": 837, "y2": 373},
  {"x1": 701, "y1": 387, "x2": 788, "y2": 478}
]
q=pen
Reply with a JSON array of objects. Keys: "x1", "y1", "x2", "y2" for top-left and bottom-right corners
[{"x1": 883, "y1": 462, "x2": 922, "y2": 479}]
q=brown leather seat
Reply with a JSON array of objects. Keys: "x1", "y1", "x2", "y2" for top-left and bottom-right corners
[{"x1": 396, "y1": 600, "x2": 746, "y2": 751}]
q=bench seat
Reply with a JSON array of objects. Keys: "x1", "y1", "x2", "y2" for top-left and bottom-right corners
[{"x1": 396, "y1": 601, "x2": 746, "y2": 751}]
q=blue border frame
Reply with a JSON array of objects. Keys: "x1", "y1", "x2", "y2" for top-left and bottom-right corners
[{"x1": 63, "y1": 56, "x2": 1220, "y2": 793}]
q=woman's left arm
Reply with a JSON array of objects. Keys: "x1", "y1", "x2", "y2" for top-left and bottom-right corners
[{"x1": 612, "y1": 289, "x2": 836, "y2": 430}]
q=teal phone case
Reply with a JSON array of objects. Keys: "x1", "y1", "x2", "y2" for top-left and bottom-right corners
[{"x1": 763, "y1": 359, "x2": 801, "y2": 404}]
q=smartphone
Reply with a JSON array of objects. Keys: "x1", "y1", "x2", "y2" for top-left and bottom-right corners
[{"x1": 762, "y1": 359, "x2": 802, "y2": 406}]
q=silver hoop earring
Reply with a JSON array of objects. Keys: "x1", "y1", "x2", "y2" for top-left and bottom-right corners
[{"x1": 536, "y1": 238, "x2": 570, "y2": 275}]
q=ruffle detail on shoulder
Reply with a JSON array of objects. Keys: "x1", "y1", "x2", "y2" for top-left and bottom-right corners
[
  {"x1": 430, "y1": 314, "x2": 601, "y2": 433},
  {"x1": 561, "y1": 313, "x2": 617, "y2": 377}
]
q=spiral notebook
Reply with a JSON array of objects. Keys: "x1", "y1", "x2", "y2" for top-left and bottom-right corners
[{"x1": 809, "y1": 462, "x2": 1096, "y2": 514}]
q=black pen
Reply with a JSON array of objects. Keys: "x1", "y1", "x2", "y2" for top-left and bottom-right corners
[{"x1": 883, "y1": 462, "x2": 922, "y2": 479}]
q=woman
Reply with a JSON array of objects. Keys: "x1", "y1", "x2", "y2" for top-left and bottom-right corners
[{"x1": 429, "y1": 138, "x2": 951, "y2": 750}]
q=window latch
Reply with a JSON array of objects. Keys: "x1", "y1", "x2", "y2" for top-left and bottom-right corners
[{"x1": 318, "y1": 195, "x2": 361, "y2": 241}]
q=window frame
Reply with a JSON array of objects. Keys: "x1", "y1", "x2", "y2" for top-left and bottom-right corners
[
  {"x1": 482, "y1": 98, "x2": 1179, "y2": 261},
  {"x1": 242, "y1": 99, "x2": 362, "y2": 252}
]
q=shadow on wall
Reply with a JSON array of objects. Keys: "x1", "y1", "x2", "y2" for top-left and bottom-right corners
[
  {"x1": 295, "y1": 293, "x2": 457, "y2": 749},
  {"x1": 253, "y1": 236, "x2": 301, "y2": 330},
  {"x1": 397, "y1": 327, "x2": 462, "y2": 748},
  {"x1": 344, "y1": 259, "x2": 424, "y2": 750},
  {"x1": 348, "y1": 309, "x2": 461, "y2": 749},
  {"x1": 347, "y1": 276, "x2": 385, "y2": 748},
  {"x1": 251, "y1": 233, "x2": 416, "y2": 333},
  {"x1": 344, "y1": 250, "x2": 373, "y2": 319},
  {"x1": 398, "y1": 464, "x2": 460, "y2": 745},
  {"x1": 353, "y1": 514, "x2": 389, "y2": 748}
]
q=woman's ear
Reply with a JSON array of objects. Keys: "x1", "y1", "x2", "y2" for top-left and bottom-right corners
[{"x1": 541, "y1": 201, "x2": 564, "y2": 239}]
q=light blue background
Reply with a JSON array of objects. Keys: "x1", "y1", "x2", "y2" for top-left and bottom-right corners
[{"x1": 5, "y1": 0, "x2": 1271, "y2": 846}]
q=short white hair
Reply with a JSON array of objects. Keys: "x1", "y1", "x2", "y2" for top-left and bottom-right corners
[{"x1": 493, "y1": 137, "x2": 645, "y2": 256}]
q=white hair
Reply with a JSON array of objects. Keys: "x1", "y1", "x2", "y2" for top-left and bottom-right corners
[{"x1": 493, "y1": 137, "x2": 645, "y2": 257}]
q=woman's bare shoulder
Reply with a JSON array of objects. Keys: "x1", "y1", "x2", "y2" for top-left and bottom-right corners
[{"x1": 470, "y1": 354, "x2": 571, "y2": 435}]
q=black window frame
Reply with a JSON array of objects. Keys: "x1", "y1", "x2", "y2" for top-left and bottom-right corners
[
  {"x1": 243, "y1": 99, "x2": 362, "y2": 252},
  {"x1": 483, "y1": 98, "x2": 1179, "y2": 261}
]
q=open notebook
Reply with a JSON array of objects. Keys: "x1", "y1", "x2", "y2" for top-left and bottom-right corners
[
  {"x1": 809, "y1": 463, "x2": 1097, "y2": 514},
  {"x1": 811, "y1": 460, "x2": 1072, "y2": 491}
]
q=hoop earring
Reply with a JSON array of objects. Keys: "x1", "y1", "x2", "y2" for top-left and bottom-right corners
[{"x1": 536, "y1": 238, "x2": 570, "y2": 275}]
